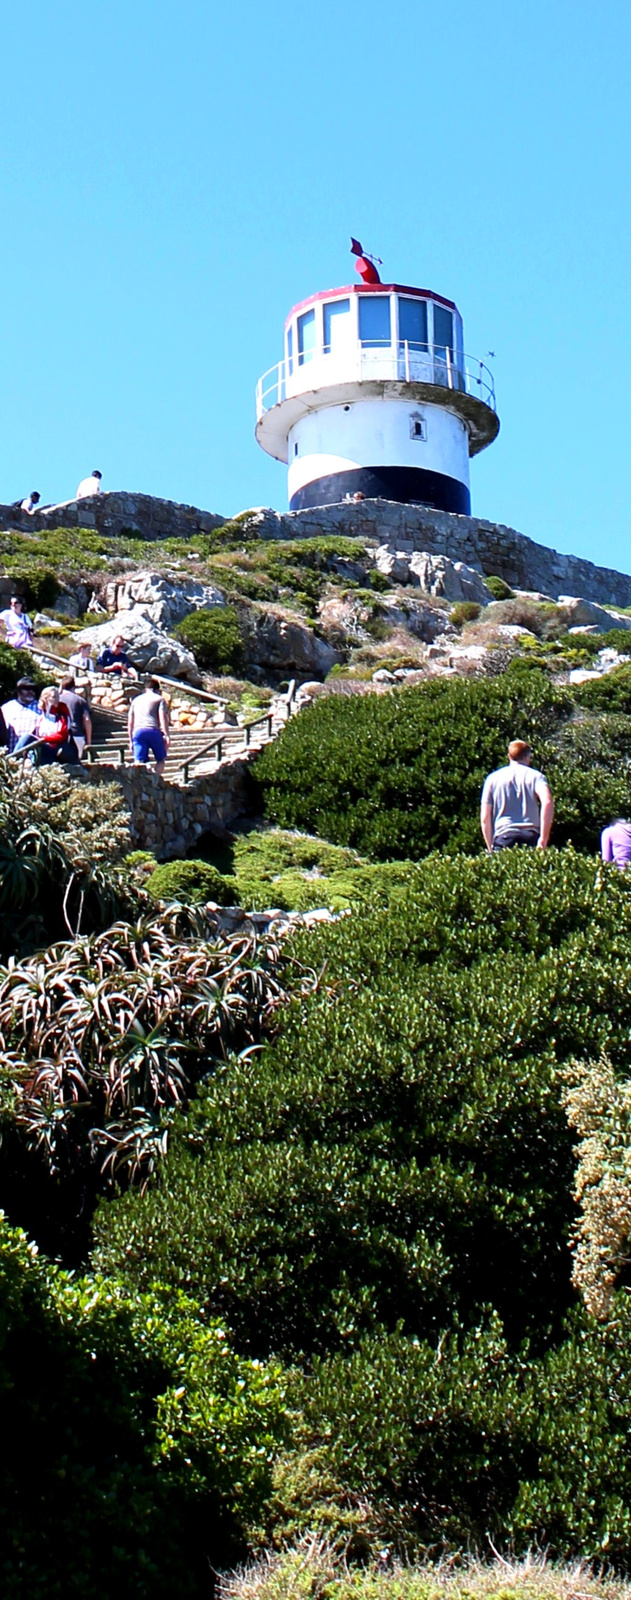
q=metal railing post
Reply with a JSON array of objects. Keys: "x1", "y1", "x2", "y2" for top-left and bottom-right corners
[{"x1": 405, "y1": 340, "x2": 410, "y2": 382}]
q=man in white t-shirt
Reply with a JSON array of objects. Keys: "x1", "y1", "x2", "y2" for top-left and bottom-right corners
[
  {"x1": 76, "y1": 470, "x2": 102, "y2": 499},
  {"x1": 480, "y1": 740, "x2": 555, "y2": 853}
]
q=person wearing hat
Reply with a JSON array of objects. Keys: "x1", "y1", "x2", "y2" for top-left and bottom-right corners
[
  {"x1": 2, "y1": 677, "x2": 40, "y2": 752},
  {"x1": 76, "y1": 470, "x2": 103, "y2": 499}
]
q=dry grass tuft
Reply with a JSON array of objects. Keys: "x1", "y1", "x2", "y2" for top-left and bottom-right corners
[{"x1": 221, "y1": 1542, "x2": 631, "y2": 1600}]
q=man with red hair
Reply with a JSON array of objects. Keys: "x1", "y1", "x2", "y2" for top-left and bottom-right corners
[{"x1": 480, "y1": 740, "x2": 554, "y2": 854}]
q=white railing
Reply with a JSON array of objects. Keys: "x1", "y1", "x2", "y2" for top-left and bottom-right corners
[{"x1": 256, "y1": 341, "x2": 496, "y2": 419}]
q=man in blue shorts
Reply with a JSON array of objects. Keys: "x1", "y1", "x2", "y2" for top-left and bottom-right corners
[{"x1": 128, "y1": 677, "x2": 170, "y2": 776}]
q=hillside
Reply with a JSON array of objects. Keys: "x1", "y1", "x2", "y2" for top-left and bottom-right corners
[{"x1": 3, "y1": 498, "x2": 631, "y2": 1594}]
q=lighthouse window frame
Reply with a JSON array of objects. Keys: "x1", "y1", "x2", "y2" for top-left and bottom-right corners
[
  {"x1": 398, "y1": 297, "x2": 429, "y2": 353},
  {"x1": 358, "y1": 294, "x2": 391, "y2": 349},
  {"x1": 323, "y1": 298, "x2": 351, "y2": 354},
  {"x1": 297, "y1": 308, "x2": 316, "y2": 366},
  {"x1": 409, "y1": 413, "x2": 427, "y2": 441}
]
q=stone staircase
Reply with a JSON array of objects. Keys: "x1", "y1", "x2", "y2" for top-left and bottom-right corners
[{"x1": 88, "y1": 702, "x2": 283, "y2": 783}]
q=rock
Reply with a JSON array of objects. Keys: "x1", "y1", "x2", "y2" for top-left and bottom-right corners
[
  {"x1": 407, "y1": 552, "x2": 491, "y2": 605},
  {"x1": 52, "y1": 592, "x2": 80, "y2": 619},
  {"x1": 372, "y1": 668, "x2": 396, "y2": 682},
  {"x1": 240, "y1": 605, "x2": 339, "y2": 679},
  {"x1": 496, "y1": 624, "x2": 536, "y2": 638},
  {"x1": 513, "y1": 589, "x2": 555, "y2": 603},
  {"x1": 104, "y1": 569, "x2": 225, "y2": 628},
  {"x1": 372, "y1": 546, "x2": 410, "y2": 583},
  {"x1": 557, "y1": 597, "x2": 631, "y2": 631},
  {"x1": 568, "y1": 625, "x2": 600, "y2": 635},
  {"x1": 34, "y1": 612, "x2": 64, "y2": 632},
  {"x1": 72, "y1": 609, "x2": 201, "y2": 682}
]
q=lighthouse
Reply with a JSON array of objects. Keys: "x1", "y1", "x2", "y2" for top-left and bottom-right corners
[{"x1": 255, "y1": 245, "x2": 499, "y2": 514}]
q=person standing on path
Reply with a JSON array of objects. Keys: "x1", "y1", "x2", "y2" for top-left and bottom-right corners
[
  {"x1": 0, "y1": 596, "x2": 34, "y2": 650},
  {"x1": 480, "y1": 740, "x2": 554, "y2": 854},
  {"x1": 128, "y1": 677, "x2": 170, "y2": 776},
  {"x1": 59, "y1": 675, "x2": 92, "y2": 760},
  {"x1": 600, "y1": 819, "x2": 631, "y2": 870}
]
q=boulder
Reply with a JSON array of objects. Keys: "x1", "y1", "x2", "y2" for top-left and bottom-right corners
[
  {"x1": 372, "y1": 546, "x2": 411, "y2": 584},
  {"x1": 104, "y1": 570, "x2": 225, "y2": 628},
  {"x1": 557, "y1": 596, "x2": 631, "y2": 631},
  {"x1": 72, "y1": 609, "x2": 201, "y2": 682},
  {"x1": 240, "y1": 606, "x2": 339, "y2": 679},
  {"x1": 407, "y1": 552, "x2": 491, "y2": 605}
]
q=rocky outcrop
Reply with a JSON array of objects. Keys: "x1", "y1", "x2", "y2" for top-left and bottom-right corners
[
  {"x1": 240, "y1": 605, "x2": 339, "y2": 679},
  {"x1": 73, "y1": 611, "x2": 201, "y2": 681},
  {"x1": 557, "y1": 596, "x2": 631, "y2": 631},
  {"x1": 247, "y1": 501, "x2": 631, "y2": 611},
  {"x1": 318, "y1": 591, "x2": 453, "y2": 650},
  {"x1": 104, "y1": 570, "x2": 225, "y2": 628}
]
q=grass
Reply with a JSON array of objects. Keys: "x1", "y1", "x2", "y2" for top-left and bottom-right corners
[{"x1": 223, "y1": 1546, "x2": 631, "y2": 1600}]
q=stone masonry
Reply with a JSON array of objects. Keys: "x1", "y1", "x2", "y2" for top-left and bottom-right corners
[
  {"x1": 0, "y1": 490, "x2": 225, "y2": 541},
  {"x1": 87, "y1": 752, "x2": 255, "y2": 859}
]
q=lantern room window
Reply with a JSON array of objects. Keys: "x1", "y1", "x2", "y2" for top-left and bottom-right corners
[
  {"x1": 323, "y1": 298, "x2": 350, "y2": 353},
  {"x1": 359, "y1": 295, "x2": 391, "y2": 348},
  {"x1": 297, "y1": 309, "x2": 316, "y2": 366},
  {"x1": 433, "y1": 304, "x2": 454, "y2": 357},
  {"x1": 399, "y1": 297, "x2": 428, "y2": 351}
]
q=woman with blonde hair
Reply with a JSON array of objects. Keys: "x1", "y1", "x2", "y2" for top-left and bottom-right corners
[{"x1": 35, "y1": 686, "x2": 77, "y2": 764}]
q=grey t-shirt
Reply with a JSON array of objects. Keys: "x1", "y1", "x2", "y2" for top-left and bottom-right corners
[
  {"x1": 481, "y1": 760, "x2": 549, "y2": 838},
  {"x1": 130, "y1": 690, "x2": 165, "y2": 732}
]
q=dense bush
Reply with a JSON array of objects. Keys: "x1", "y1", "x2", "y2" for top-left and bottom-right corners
[
  {"x1": 574, "y1": 663, "x2": 631, "y2": 713},
  {"x1": 0, "y1": 641, "x2": 44, "y2": 703},
  {"x1": 147, "y1": 857, "x2": 232, "y2": 905},
  {"x1": 253, "y1": 674, "x2": 577, "y2": 859},
  {"x1": 0, "y1": 1213, "x2": 287, "y2": 1599},
  {"x1": 174, "y1": 605, "x2": 244, "y2": 672},
  {"x1": 288, "y1": 1304, "x2": 631, "y2": 1561},
  {"x1": 451, "y1": 600, "x2": 481, "y2": 626},
  {"x1": 93, "y1": 849, "x2": 631, "y2": 1361}
]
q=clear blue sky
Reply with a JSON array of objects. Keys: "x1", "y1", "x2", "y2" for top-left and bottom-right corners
[{"x1": 1, "y1": 1, "x2": 630, "y2": 570}]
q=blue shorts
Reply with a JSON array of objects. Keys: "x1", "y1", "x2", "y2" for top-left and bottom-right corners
[{"x1": 132, "y1": 728, "x2": 167, "y2": 764}]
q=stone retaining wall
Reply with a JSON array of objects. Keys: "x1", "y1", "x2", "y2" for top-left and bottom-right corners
[
  {"x1": 87, "y1": 752, "x2": 255, "y2": 858},
  {"x1": 249, "y1": 501, "x2": 631, "y2": 609},
  {"x1": 0, "y1": 491, "x2": 225, "y2": 541}
]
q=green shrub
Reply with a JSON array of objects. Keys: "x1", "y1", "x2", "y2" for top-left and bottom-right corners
[
  {"x1": 8, "y1": 565, "x2": 60, "y2": 609},
  {"x1": 0, "y1": 1212, "x2": 287, "y2": 1598},
  {"x1": 484, "y1": 574, "x2": 515, "y2": 601},
  {"x1": 253, "y1": 673, "x2": 575, "y2": 860},
  {"x1": 574, "y1": 664, "x2": 631, "y2": 713},
  {"x1": 147, "y1": 857, "x2": 233, "y2": 905},
  {"x1": 93, "y1": 848, "x2": 631, "y2": 1361},
  {"x1": 174, "y1": 606, "x2": 244, "y2": 673},
  {"x1": 451, "y1": 601, "x2": 481, "y2": 626},
  {"x1": 0, "y1": 641, "x2": 45, "y2": 703}
]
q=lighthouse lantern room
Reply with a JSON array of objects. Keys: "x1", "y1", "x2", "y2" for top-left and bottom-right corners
[{"x1": 255, "y1": 246, "x2": 499, "y2": 514}]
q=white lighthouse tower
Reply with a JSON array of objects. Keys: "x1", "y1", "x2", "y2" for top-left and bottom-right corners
[{"x1": 255, "y1": 244, "x2": 499, "y2": 513}]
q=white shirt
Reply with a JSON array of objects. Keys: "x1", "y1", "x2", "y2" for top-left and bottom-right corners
[
  {"x1": 0, "y1": 608, "x2": 33, "y2": 648},
  {"x1": 76, "y1": 476, "x2": 102, "y2": 499},
  {"x1": 20, "y1": 496, "x2": 38, "y2": 513}
]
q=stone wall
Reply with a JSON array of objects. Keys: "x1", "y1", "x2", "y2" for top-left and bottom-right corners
[
  {"x1": 0, "y1": 491, "x2": 225, "y2": 541},
  {"x1": 3, "y1": 485, "x2": 631, "y2": 609},
  {"x1": 87, "y1": 752, "x2": 255, "y2": 858},
  {"x1": 248, "y1": 501, "x2": 631, "y2": 609}
]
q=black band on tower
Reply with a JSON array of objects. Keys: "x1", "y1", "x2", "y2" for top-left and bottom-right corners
[{"x1": 289, "y1": 465, "x2": 471, "y2": 514}]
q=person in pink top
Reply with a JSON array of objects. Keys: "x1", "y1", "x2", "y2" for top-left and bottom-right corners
[{"x1": 601, "y1": 820, "x2": 631, "y2": 870}]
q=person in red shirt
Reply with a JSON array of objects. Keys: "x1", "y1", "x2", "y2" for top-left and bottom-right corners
[{"x1": 35, "y1": 687, "x2": 78, "y2": 764}]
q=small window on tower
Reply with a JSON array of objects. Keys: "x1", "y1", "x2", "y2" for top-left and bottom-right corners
[{"x1": 410, "y1": 414, "x2": 427, "y2": 441}]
